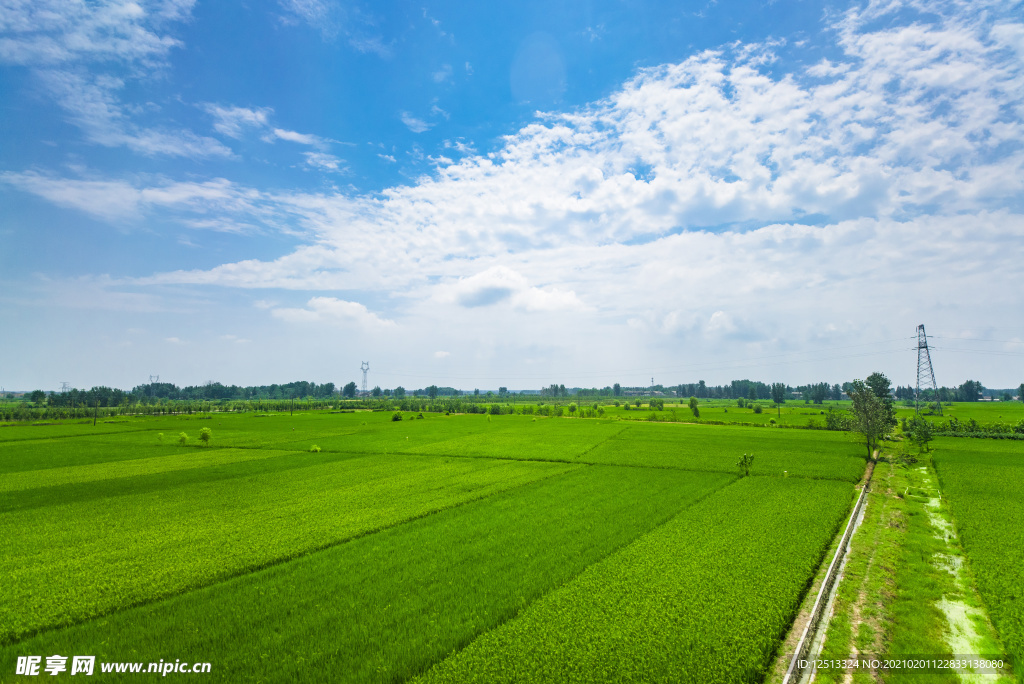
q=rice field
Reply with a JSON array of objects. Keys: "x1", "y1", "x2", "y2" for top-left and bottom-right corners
[
  {"x1": 2, "y1": 410, "x2": 866, "y2": 681},
  {"x1": 933, "y1": 438, "x2": 1024, "y2": 676}
]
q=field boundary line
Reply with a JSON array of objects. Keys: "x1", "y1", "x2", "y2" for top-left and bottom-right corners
[
  {"x1": 783, "y1": 460, "x2": 873, "y2": 684},
  {"x1": 575, "y1": 423, "x2": 632, "y2": 458}
]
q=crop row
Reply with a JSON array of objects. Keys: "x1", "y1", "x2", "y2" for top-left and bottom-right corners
[
  {"x1": 416, "y1": 476, "x2": 854, "y2": 684},
  {"x1": 1, "y1": 453, "x2": 576, "y2": 643}
]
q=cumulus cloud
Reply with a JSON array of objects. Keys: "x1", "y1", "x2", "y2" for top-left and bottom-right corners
[
  {"x1": 271, "y1": 297, "x2": 396, "y2": 328},
  {"x1": 440, "y1": 267, "x2": 587, "y2": 312}
]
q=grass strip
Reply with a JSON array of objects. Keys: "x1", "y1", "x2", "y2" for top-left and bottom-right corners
[{"x1": 933, "y1": 439, "x2": 1024, "y2": 681}]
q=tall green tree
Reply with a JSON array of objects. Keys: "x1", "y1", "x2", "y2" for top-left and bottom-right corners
[
  {"x1": 864, "y1": 371, "x2": 897, "y2": 431},
  {"x1": 770, "y1": 383, "x2": 786, "y2": 405},
  {"x1": 1019, "y1": 383, "x2": 1024, "y2": 403},
  {"x1": 848, "y1": 379, "x2": 890, "y2": 461},
  {"x1": 342, "y1": 382, "x2": 357, "y2": 398}
]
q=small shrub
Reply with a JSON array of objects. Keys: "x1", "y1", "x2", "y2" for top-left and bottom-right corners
[
  {"x1": 416, "y1": 412, "x2": 424, "y2": 419},
  {"x1": 309, "y1": 445, "x2": 321, "y2": 453},
  {"x1": 178, "y1": 432, "x2": 188, "y2": 446},
  {"x1": 391, "y1": 412, "x2": 403, "y2": 422},
  {"x1": 199, "y1": 427, "x2": 212, "y2": 446},
  {"x1": 157, "y1": 433, "x2": 164, "y2": 443},
  {"x1": 753, "y1": 404, "x2": 763, "y2": 414}
]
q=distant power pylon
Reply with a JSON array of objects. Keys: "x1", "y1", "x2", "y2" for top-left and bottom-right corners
[
  {"x1": 915, "y1": 325, "x2": 941, "y2": 415},
  {"x1": 60, "y1": 382, "x2": 70, "y2": 393},
  {"x1": 361, "y1": 362, "x2": 369, "y2": 396}
]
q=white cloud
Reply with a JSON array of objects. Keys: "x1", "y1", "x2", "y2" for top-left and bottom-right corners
[
  {"x1": 38, "y1": 69, "x2": 231, "y2": 157},
  {"x1": 400, "y1": 112, "x2": 432, "y2": 133},
  {"x1": 302, "y1": 152, "x2": 345, "y2": 172},
  {"x1": 432, "y1": 64, "x2": 452, "y2": 83},
  {"x1": 434, "y1": 351, "x2": 450, "y2": 359},
  {"x1": 440, "y1": 266, "x2": 587, "y2": 313},
  {"x1": 273, "y1": 128, "x2": 324, "y2": 146},
  {"x1": 203, "y1": 105, "x2": 273, "y2": 138},
  {"x1": 271, "y1": 297, "x2": 396, "y2": 328}
]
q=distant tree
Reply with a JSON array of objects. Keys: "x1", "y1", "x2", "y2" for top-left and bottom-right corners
[
  {"x1": 771, "y1": 383, "x2": 786, "y2": 405},
  {"x1": 689, "y1": 396, "x2": 699, "y2": 418},
  {"x1": 697, "y1": 380, "x2": 707, "y2": 398},
  {"x1": 199, "y1": 427, "x2": 212, "y2": 446},
  {"x1": 568, "y1": 402, "x2": 577, "y2": 415},
  {"x1": 178, "y1": 432, "x2": 188, "y2": 446},
  {"x1": 29, "y1": 390, "x2": 46, "y2": 406},
  {"x1": 342, "y1": 382, "x2": 357, "y2": 398},
  {"x1": 736, "y1": 452, "x2": 754, "y2": 476},
  {"x1": 427, "y1": 385, "x2": 438, "y2": 400},
  {"x1": 956, "y1": 380, "x2": 984, "y2": 402},
  {"x1": 613, "y1": 383, "x2": 621, "y2": 397},
  {"x1": 748, "y1": 385, "x2": 757, "y2": 401},
  {"x1": 904, "y1": 415, "x2": 933, "y2": 454},
  {"x1": 394, "y1": 386, "x2": 406, "y2": 399},
  {"x1": 831, "y1": 383, "x2": 843, "y2": 401},
  {"x1": 474, "y1": 388, "x2": 480, "y2": 397},
  {"x1": 1019, "y1": 383, "x2": 1024, "y2": 403},
  {"x1": 498, "y1": 387, "x2": 508, "y2": 397},
  {"x1": 371, "y1": 386, "x2": 382, "y2": 397},
  {"x1": 848, "y1": 380, "x2": 889, "y2": 461}
]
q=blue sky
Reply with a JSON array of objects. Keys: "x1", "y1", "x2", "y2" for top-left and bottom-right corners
[{"x1": 1, "y1": 0, "x2": 1023, "y2": 392}]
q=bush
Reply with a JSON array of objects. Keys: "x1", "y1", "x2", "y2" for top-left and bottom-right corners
[
  {"x1": 416, "y1": 412, "x2": 424, "y2": 419},
  {"x1": 178, "y1": 432, "x2": 188, "y2": 446},
  {"x1": 309, "y1": 445, "x2": 321, "y2": 453},
  {"x1": 753, "y1": 404, "x2": 763, "y2": 414},
  {"x1": 489, "y1": 404, "x2": 502, "y2": 415},
  {"x1": 737, "y1": 397, "x2": 747, "y2": 408},
  {"x1": 391, "y1": 412, "x2": 403, "y2": 422},
  {"x1": 199, "y1": 427, "x2": 212, "y2": 446}
]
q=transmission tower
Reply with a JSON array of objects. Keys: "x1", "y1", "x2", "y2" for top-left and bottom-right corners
[
  {"x1": 59, "y1": 382, "x2": 70, "y2": 393},
  {"x1": 360, "y1": 362, "x2": 369, "y2": 396},
  {"x1": 915, "y1": 324, "x2": 941, "y2": 415}
]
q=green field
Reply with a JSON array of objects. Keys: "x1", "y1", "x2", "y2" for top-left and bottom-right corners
[
  {"x1": 933, "y1": 438, "x2": 1024, "y2": 675},
  {"x1": 1, "y1": 410, "x2": 866, "y2": 681}
]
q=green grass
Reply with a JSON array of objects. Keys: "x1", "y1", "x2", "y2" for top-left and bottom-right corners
[
  {"x1": 415, "y1": 476, "x2": 854, "y2": 684},
  {"x1": 0, "y1": 466, "x2": 733, "y2": 683},
  {"x1": 1, "y1": 452, "x2": 577, "y2": 643}
]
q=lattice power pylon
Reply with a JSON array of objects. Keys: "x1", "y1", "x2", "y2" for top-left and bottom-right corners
[
  {"x1": 915, "y1": 324, "x2": 941, "y2": 415},
  {"x1": 360, "y1": 362, "x2": 369, "y2": 396}
]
